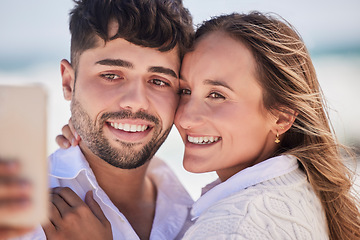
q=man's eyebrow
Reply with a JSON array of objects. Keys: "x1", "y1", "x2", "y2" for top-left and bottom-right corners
[
  {"x1": 95, "y1": 59, "x2": 133, "y2": 68},
  {"x1": 149, "y1": 66, "x2": 178, "y2": 78},
  {"x1": 204, "y1": 79, "x2": 233, "y2": 91}
]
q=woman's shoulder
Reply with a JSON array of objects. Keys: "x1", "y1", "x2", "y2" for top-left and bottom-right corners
[{"x1": 184, "y1": 169, "x2": 329, "y2": 240}]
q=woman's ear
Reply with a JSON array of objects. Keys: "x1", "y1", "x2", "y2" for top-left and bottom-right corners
[
  {"x1": 60, "y1": 59, "x2": 75, "y2": 101},
  {"x1": 272, "y1": 107, "x2": 297, "y2": 135}
]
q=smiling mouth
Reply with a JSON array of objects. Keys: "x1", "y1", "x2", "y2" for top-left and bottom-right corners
[
  {"x1": 109, "y1": 122, "x2": 149, "y2": 132},
  {"x1": 187, "y1": 136, "x2": 221, "y2": 145}
]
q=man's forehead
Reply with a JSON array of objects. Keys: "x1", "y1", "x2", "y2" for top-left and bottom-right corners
[{"x1": 80, "y1": 30, "x2": 181, "y2": 75}]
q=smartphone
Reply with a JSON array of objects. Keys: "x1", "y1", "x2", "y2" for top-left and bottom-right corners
[{"x1": 0, "y1": 84, "x2": 48, "y2": 227}]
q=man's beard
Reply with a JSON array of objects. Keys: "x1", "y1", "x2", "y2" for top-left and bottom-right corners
[{"x1": 70, "y1": 98, "x2": 172, "y2": 169}]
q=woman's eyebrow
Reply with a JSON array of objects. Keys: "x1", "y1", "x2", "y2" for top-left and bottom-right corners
[{"x1": 204, "y1": 79, "x2": 233, "y2": 91}]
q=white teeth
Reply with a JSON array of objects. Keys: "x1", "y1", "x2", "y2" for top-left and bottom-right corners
[
  {"x1": 124, "y1": 124, "x2": 130, "y2": 131},
  {"x1": 130, "y1": 125, "x2": 137, "y2": 132},
  {"x1": 187, "y1": 136, "x2": 220, "y2": 144},
  {"x1": 110, "y1": 122, "x2": 148, "y2": 132}
]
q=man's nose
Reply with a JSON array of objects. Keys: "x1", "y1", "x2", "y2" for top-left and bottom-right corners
[{"x1": 118, "y1": 79, "x2": 150, "y2": 112}]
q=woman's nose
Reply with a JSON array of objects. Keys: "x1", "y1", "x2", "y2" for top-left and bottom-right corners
[{"x1": 175, "y1": 97, "x2": 205, "y2": 130}]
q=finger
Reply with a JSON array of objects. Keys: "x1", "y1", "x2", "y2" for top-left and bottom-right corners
[
  {"x1": 0, "y1": 160, "x2": 19, "y2": 176},
  {"x1": 55, "y1": 135, "x2": 71, "y2": 149},
  {"x1": 42, "y1": 218, "x2": 57, "y2": 239},
  {"x1": 85, "y1": 191, "x2": 108, "y2": 224},
  {"x1": 51, "y1": 192, "x2": 72, "y2": 218},
  {"x1": 0, "y1": 178, "x2": 31, "y2": 214},
  {"x1": 48, "y1": 201, "x2": 62, "y2": 225},
  {"x1": 61, "y1": 124, "x2": 76, "y2": 147},
  {"x1": 0, "y1": 178, "x2": 31, "y2": 199},
  {"x1": 0, "y1": 227, "x2": 34, "y2": 239},
  {"x1": 0, "y1": 197, "x2": 32, "y2": 216},
  {"x1": 52, "y1": 187, "x2": 84, "y2": 208}
]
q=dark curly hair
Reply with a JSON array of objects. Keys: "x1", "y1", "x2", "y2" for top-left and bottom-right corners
[{"x1": 69, "y1": 0, "x2": 194, "y2": 68}]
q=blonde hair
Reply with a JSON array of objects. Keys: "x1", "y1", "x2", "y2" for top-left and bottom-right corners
[{"x1": 195, "y1": 12, "x2": 360, "y2": 240}]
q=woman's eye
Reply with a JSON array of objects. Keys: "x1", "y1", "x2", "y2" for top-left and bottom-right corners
[
  {"x1": 150, "y1": 79, "x2": 170, "y2": 87},
  {"x1": 208, "y1": 92, "x2": 225, "y2": 99},
  {"x1": 101, "y1": 73, "x2": 123, "y2": 81},
  {"x1": 179, "y1": 88, "x2": 191, "y2": 95}
]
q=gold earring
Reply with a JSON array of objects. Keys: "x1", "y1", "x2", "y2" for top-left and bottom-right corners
[{"x1": 275, "y1": 131, "x2": 280, "y2": 144}]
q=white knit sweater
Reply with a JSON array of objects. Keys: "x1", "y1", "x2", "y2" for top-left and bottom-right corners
[{"x1": 183, "y1": 156, "x2": 329, "y2": 240}]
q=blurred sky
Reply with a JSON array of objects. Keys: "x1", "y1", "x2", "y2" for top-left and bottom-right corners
[{"x1": 0, "y1": 0, "x2": 360, "y2": 70}]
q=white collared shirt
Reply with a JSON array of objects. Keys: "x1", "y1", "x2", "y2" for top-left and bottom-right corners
[{"x1": 17, "y1": 146, "x2": 193, "y2": 240}]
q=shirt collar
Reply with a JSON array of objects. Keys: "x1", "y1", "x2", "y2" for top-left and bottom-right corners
[
  {"x1": 49, "y1": 147, "x2": 193, "y2": 207},
  {"x1": 49, "y1": 147, "x2": 193, "y2": 237},
  {"x1": 147, "y1": 156, "x2": 194, "y2": 239},
  {"x1": 191, "y1": 155, "x2": 298, "y2": 220},
  {"x1": 147, "y1": 156, "x2": 193, "y2": 207},
  {"x1": 49, "y1": 146, "x2": 91, "y2": 179}
]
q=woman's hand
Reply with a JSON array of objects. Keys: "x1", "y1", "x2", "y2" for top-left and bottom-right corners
[
  {"x1": 43, "y1": 187, "x2": 112, "y2": 240},
  {"x1": 0, "y1": 159, "x2": 34, "y2": 239},
  {"x1": 55, "y1": 119, "x2": 81, "y2": 149}
]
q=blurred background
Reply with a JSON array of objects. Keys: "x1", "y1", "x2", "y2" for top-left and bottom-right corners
[{"x1": 0, "y1": 0, "x2": 359, "y2": 199}]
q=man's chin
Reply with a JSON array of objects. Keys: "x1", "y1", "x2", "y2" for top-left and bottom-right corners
[
  {"x1": 101, "y1": 155, "x2": 150, "y2": 169},
  {"x1": 93, "y1": 145, "x2": 153, "y2": 170}
]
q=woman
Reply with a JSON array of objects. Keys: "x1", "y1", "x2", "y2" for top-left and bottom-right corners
[
  {"x1": 7, "y1": 11, "x2": 359, "y2": 239},
  {"x1": 173, "y1": 12, "x2": 360, "y2": 239}
]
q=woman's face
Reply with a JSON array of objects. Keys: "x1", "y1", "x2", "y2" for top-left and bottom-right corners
[{"x1": 175, "y1": 31, "x2": 278, "y2": 181}]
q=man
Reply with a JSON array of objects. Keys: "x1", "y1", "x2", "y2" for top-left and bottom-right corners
[{"x1": 5, "y1": 0, "x2": 194, "y2": 239}]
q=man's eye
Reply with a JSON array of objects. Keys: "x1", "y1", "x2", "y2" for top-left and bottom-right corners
[
  {"x1": 150, "y1": 79, "x2": 169, "y2": 87},
  {"x1": 178, "y1": 89, "x2": 191, "y2": 95},
  {"x1": 101, "y1": 73, "x2": 123, "y2": 81},
  {"x1": 208, "y1": 92, "x2": 225, "y2": 99}
]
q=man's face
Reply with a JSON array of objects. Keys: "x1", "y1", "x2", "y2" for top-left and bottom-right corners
[{"x1": 62, "y1": 38, "x2": 180, "y2": 169}]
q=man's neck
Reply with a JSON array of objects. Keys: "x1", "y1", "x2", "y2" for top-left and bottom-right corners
[{"x1": 80, "y1": 144, "x2": 157, "y2": 240}]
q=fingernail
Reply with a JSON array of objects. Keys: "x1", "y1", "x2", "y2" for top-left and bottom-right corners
[
  {"x1": 64, "y1": 141, "x2": 70, "y2": 148},
  {"x1": 74, "y1": 131, "x2": 80, "y2": 140},
  {"x1": 71, "y1": 138, "x2": 76, "y2": 146}
]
